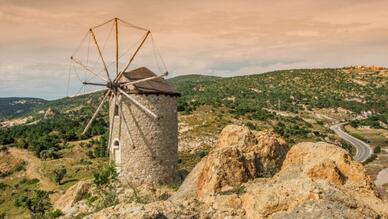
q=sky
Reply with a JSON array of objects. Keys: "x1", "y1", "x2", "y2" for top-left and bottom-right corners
[{"x1": 1, "y1": 0, "x2": 388, "y2": 99}]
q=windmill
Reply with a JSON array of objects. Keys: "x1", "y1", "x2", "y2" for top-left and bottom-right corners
[{"x1": 69, "y1": 18, "x2": 180, "y2": 185}]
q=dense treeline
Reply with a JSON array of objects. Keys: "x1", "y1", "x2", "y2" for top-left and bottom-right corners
[
  {"x1": 0, "y1": 98, "x2": 46, "y2": 119},
  {"x1": 350, "y1": 113, "x2": 388, "y2": 129},
  {"x1": 0, "y1": 97, "x2": 109, "y2": 159},
  {"x1": 0, "y1": 68, "x2": 386, "y2": 159},
  {"x1": 171, "y1": 69, "x2": 387, "y2": 117}
]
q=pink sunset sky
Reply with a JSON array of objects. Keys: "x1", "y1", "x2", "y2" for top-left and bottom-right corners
[{"x1": 1, "y1": 0, "x2": 388, "y2": 99}]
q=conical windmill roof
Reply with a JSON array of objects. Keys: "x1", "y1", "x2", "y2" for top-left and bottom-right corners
[{"x1": 121, "y1": 67, "x2": 180, "y2": 96}]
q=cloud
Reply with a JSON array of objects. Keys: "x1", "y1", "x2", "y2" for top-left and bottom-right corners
[{"x1": 1, "y1": 0, "x2": 388, "y2": 99}]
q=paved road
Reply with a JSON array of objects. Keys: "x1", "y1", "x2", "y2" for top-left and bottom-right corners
[{"x1": 330, "y1": 123, "x2": 373, "y2": 163}]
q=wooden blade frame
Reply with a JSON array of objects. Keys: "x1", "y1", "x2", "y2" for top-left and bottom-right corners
[
  {"x1": 118, "y1": 96, "x2": 134, "y2": 147},
  {"x1": 82, "y1": 90, "x2": 111, "y2": 135},
  {"x1": 108, "y1": 93, "x2": 117, "y2": 150},
  {"x1": 70, "y1": 56, "x2": 108, "y2": 83},
  {"x1": 120, "y1": 72, "x2": 168, "y2": 86},
  {"x1": 69, "y1": 88, "x2": 107, "y2": 98},
  {"x1": 115, "y1": 18, "x2": 119, "y2": 76},
  {"x1": 90, "y1": 29, "x2": 112, "y2": 82}
]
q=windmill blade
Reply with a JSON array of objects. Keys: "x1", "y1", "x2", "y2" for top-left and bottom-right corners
[
  {"x1": 69, "y1": 88, "x2": 107, "y2": 98},
  {"x1": 82, "y1": 90, "x2": 111, "y2": 135},
  {"x1": 108, "y1": 93, "x2": 117, "y2": 150},
  {"x1": 120, "y1": 72, "x2": 168, "y2": 86},
  {"x1": 89, "y1": 29, "x2": 112, "y2": 82},
  {"x1": 71, "y1": 56, "x2": 109, "y2": 83},
  {"x1": 115, "y1": 30, "x2": 151, "y2": 82},
  {"x1": 118, "y1": 97, "x2": 134, "y2": 147},
  {"x1": 117, "y1": 88, "x2": 158, "y2": 119}
]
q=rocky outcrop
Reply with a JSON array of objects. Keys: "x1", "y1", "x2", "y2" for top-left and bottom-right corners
[
  {"x1": 196, "y1": 125, "x2": 287, "y2": 197},
  {"x1": 240, "y1": 142, "x2": 387, "y2": 218},
  {"x1": 80, "y1": 125, "x2": 388, "y2": 218},
  {"x1": 282, "y1": 142, "x2": 376, "y2": 193}
]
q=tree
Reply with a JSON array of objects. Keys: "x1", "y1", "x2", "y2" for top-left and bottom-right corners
[
  {"x1": 93, "y1": 163, "x2": 118, "y2": 186},
  {"x1": 15, "y1": 190, "x2": 52, "y2": 218},
  {"x1": 53, "y1": 166, "x2": 67, "y2": 185}
]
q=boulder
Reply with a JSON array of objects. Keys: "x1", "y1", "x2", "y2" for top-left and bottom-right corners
[
  {"x1": 196, "y1": 125, "x2": 287, "y2": 197},
  {"x1": 239, "y1": 142, "x2": 387, "y2": 218},
  {"x1": 281, "y1": 142, "x2": 376, "y2": 193}
]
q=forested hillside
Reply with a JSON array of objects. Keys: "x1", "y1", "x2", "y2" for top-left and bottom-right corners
[
  {"x1": 0, "y1": 67, "x2": 387, "y2": 157},
  {"x1": 175, "y1": 68, "x2": 387, "y2": 115},
  {"x1": 0, "y1": 98, "x2": 47, "y2": 119}
]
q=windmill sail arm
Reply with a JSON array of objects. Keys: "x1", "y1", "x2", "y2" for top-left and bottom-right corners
[
  {"x1": 90, "y1": 29, "x2": 112, "y2": 82},
  {"x1": 71, "y1": 56, "x2": 108, "y2": 83},
  {"x1": 69, "y1": 88, "x2": 107, "y2": 98},
  {"x1": 118, "y1": 88, "x2": 158, "y2": 119},
  {"x1": 116, "y1": 30, "x2": 151, "y2": 81},
  {"x1": 118, "y1": 99, "x2": 134, "y2": 146},
  {"x1": 120, "y1": 72, "x2": 168, "y2": 86},
  {"x1": 83, "y1": 82, "x2": 108, "y2": 87},
  {"x1": 82, "y1": 90, "x2": 111, "y2": 135},
  {"x1": 108, "y1": 93, "x2": 117, "y2": 150}
]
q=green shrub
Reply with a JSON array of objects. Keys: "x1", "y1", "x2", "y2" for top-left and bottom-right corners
[
  {"x1": 195, "y1": 149, "x2": 209, "y2": 159},
  {"x1": 18, "y1": 178, "x2": 39, "y2": 186},
  {"x1": 363, "y1": 154, "x2": 377, "y2": 164},
  {"x1": 219, "y1": 185, "x2": 246, "y2": 195},
  {"x1": 53, "y1": 166, "x2": 67, "y2": 185},
  {"x1": 93, "y1": 134, "x2": 108, "y2": 158},
  {"x1": 86, "y1": 150, "x2": 95, "y2": 159},
  {"x1": 244, "y1": 122, "x2": 257, "y2": 130},
  {"x1": 98, "y1": 190, "x2": 118, "y2": 209},
  {"x1": 0, "y1": 161, "x2": 27, "y2": 178},
  {"x1": 374, "y1": 146, "x2": 381, "y2": 154},
  {"x1": 40, "y1": 149, "x2": 60, "y2": 160},
  {"x1": 93, "y1": 163, "x2": 118, "y2": 186},
  {"x1": 0, "y1": 183, "x2": 8, "y2": 191},
  {"x1": 15, "y1": 190, "x2": 52, "y2": 218},
  {"x1": 46, "y1": 209, "x2": 64, "y2": 218}
]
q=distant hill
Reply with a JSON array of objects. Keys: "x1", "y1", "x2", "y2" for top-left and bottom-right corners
[
  {"x1": 168, "y1": 74, "x2": 220, "y2": 84},
  {"x1": 0, "y1": 97, "x2": 47, "y2": 119},
  {"x1": 1, "y1": 67, "x2": 387, "y2": 120},
  {"x1": 1, "y1": 67, "x2": 386, "y2": 142},
  {"x1": 171, "y1": 68, "x2": 387, "y2": 115}
]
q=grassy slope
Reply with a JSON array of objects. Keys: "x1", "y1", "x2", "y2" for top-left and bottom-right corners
[{"x1": 0, "y1": 139, "x2": 107, "y2": 218}]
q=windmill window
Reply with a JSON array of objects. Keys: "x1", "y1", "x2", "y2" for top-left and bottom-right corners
[
  {"x1": 113, "y1": 140, "x2": 120, "y2": 148},
  {"x1": 114, "y1": 105, "x2": 119, "y2": 116}
]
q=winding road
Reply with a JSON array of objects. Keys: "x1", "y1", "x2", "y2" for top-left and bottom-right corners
[{"x1": 330, "y1": 123, "x2": 373, "y2": 163}]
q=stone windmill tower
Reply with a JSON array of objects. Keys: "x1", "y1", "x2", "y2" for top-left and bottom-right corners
[{"x1": 70, "y1": 18, "x2": 180, "y2": 185}]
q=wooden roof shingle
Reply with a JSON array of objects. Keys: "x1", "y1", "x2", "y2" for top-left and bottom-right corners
[{"x1": 121, "y1": 67, "x2": 180, "y2": 96}]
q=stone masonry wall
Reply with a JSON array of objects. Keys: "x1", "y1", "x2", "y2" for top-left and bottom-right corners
[{"x1": 109, "y1": 94, "x2": 178, "y2": 186}]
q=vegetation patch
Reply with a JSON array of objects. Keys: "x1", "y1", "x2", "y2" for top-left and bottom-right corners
[
  {"x1": 0, "y1": 160, "x2": 26, "y2": 178},
  {"x1": 219, "y1": 185, "x2": 247, "y2": 195}
]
